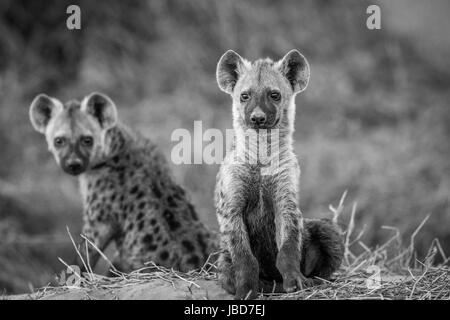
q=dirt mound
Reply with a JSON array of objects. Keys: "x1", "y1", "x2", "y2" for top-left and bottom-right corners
[{"x1": 8, "y1": 278, "x2": 232, "y2": 300}]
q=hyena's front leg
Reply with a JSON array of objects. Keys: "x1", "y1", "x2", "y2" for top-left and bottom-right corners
[
  {"x1": 219, "y1": 215, "x2": 259, "y2": 299},
  {"x1": 274, "y1": 179, "x2": 313, "y2": 292},
  {"x1": 217, "y1": 184, "x2": 259, "y2": 299},
  {"x1": 217, "y1": 248, "x2": 235, "y2": 294}
]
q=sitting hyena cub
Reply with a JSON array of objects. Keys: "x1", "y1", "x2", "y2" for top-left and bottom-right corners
[
  {"x1": 29, "y1": 92, "x2": 216, "y2": 272},
  {"x1": 215, "y1": 50, "x2": 344, "y2": 299}
]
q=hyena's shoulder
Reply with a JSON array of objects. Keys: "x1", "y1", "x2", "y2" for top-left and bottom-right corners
[{"x1": 106, "y1": 124, "x2": 167, "y2": 169}]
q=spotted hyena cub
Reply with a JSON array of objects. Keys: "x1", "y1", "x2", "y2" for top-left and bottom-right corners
[
  {"x1": 215, "y1": 50, "x2": 344, "y2": 299},
  {"x1": 29, "y1": 92, "x2": 216, "y2": 272}
]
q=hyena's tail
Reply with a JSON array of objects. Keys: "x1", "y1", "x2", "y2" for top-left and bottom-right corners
[{"x1": 302, "y1": 218, "x2": 345, "y2": 280}]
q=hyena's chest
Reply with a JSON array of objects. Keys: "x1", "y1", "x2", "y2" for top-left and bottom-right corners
[{"x1": 243, "y1": 171, "x2": 281, "y2": 279}]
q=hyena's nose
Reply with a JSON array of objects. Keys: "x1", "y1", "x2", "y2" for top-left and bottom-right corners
[
  {"x1": 250, "y1": 112, "x2": 266, "y2": 126},
  {"x1": 66, "y1": 159, "x2": 83, "y2": 174}
]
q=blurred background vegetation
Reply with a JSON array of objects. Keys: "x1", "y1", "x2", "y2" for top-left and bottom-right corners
[{"x1": 0, "y1": 0, "x2": 449, "y2": 294}]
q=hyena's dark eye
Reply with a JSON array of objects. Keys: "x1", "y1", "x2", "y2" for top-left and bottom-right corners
[
  {"x1": 269, "y1": 91, "x2": 281, "y2": 102},
  {"x1": 80, "y1": 136, "x2": 94, "y2": 147},
  {"x1": 53, "y1": 137, "x2": 66, "y2": 148},
  {"x1": 240, "y1": 92, "x2": 251, "y2": 102}
]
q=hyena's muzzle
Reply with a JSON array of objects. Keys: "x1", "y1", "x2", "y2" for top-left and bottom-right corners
[
  {"x1": 244, "y1": 89, "x2": 279, "y2": 129},
  {"x1": 59, "y1": 142, "x2": 90, "y2": 176}
]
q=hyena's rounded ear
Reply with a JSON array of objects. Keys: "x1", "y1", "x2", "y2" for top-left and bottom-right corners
[
  {"x1": 81, "y1": 92, "x2": 118, "y2": 130},
  {"x1": 216, "y1": 50, "x2": 248, "y2": 94},
  {"x1": 277, "y1": 49, "x2": 310, "y2": 94},
  {"x1": 29, "y1": 94, "x2": 62, "y2": 134}
]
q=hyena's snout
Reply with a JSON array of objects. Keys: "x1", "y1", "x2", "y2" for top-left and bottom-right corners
[
  {"x1": 245, "y1": 97, "x2": 278, "y2": 129},
  {"x1": 249, "y1": 108, "x2": 267, "y2": 127},
  {"x1": 61, "y1": 154, "x2": 87, "y2": 176}
]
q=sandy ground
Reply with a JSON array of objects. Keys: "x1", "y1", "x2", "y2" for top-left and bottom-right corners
[
  {"x1": 4, "y1": 272, "x2": 449, "y2": 300},
  {"x1": 7, "y1": 278, "x2": 233, "y2": 300}
]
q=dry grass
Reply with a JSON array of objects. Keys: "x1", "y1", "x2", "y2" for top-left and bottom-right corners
[{"x1": 25, "y1": 192, "x2": 450, "y2": 300}]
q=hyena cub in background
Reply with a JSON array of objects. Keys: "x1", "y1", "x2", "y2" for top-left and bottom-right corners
[
  {"x1": 215, "y1": 50, "x2": 344, "y2": 299},
  {"x1": 29, "y1": 92, "x2": 216, "y2": 273}
]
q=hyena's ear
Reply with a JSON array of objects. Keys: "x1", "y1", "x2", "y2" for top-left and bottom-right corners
[
  {"x1": 81, "y1": 92, "x2": 118, "y2": 130},
  {"x1": 277, "y1": 49, "x2": 310, "y2": 94},
  {"x1": 216, "y1": 50, "x2": 248, "y2": 94},
  {"x1": 29, "y1": 94, "x2": 63, "y2": 134}
]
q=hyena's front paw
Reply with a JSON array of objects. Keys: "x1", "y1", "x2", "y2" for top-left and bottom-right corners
[
  {"x1": 281, "y1": 270, "x2": 314, "y2": 293},
  {"x1": 218, "y1": 251, "x2": 236, "y2": 294},
  {"x1": 276, "y1": 248, "x2": 314, "y2": 293},
  {"x1": 235, "y1": 276, "x2": 259, "y2": 300},
  {"x1": 219, "y1": 272, "x2": 236, "y2": 295},
  {"x1": 234, "y1": 259, "x2": 259, "y2": 300}
]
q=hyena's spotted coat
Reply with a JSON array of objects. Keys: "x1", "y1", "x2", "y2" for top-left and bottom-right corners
[
  {"x1": 29, "y1": 92, "x2": 217, "y2": 273},
  {"x1": 215, "y1": 50, "x2": 344, "y2": 299}
]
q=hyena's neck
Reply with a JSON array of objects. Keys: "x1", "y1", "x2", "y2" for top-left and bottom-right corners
[
  {"x1": 91, "y1": 123, "x2": 137, "y2": 168},
  {"x1": 103, "y1": 123, "x2": 130, "y2": 157}
]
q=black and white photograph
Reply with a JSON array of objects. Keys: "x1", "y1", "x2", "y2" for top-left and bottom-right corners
[{"x1": 0, "y1": 0, "x2": 449, "y2": 305}]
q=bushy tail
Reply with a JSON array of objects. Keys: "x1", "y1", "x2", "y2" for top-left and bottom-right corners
[{"x1": 302, "y1": 218, "x2": 345, "y2": 279}]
